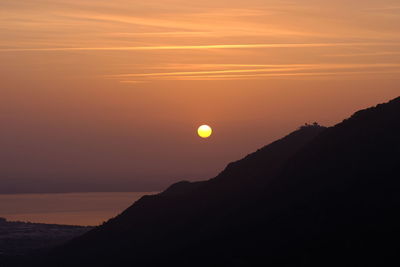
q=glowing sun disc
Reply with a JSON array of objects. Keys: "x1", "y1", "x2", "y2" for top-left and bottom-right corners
[{"x1": 198, "y1": 125, "x2": 212, "y2": 138}]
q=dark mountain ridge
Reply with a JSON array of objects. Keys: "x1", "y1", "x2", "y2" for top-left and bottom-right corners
[{"x1": 25, "y1": 96, "x2": 400, "y2": 266}]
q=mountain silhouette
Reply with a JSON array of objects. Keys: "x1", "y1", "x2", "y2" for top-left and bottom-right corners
[{"x1": 28, "y1": 97, "x2": 400, "y2": 266}]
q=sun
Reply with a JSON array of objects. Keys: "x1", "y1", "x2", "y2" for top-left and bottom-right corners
[{"x1": 197, "y1": 125, "x2": 212, "y2": 138}]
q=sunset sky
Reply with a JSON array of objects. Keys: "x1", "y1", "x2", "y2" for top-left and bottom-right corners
[{"x1": 1, "y1": 0, "x2": 399, "y2": 193}]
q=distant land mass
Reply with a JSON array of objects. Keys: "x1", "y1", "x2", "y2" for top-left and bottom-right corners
[
  {"x1": 0, "y1": 218, "x2": 91, "y2": 259},
  {"x1": 5, "y1": 96, "x2": 400, "y2": 266}
]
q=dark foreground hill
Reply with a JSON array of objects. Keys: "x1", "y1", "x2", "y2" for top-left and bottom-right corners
[{"x1": 24, "y1": 97, "x2": 400, "y2": 266}]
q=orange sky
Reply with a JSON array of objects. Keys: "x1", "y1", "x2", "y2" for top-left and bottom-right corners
[{"x1": 1, "y1": 0, "x2": 399, "y2": 193}]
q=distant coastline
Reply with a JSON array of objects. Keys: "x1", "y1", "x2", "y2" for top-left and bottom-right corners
[
  {"x1": 0, "y1": 192, "x2": 157, "y2": 226},
  {"x1": 0, "y1": 217, "x2": 93, "y2": 256}
]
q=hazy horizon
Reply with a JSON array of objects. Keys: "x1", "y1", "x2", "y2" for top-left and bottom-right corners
[
  {"x1": 0, "y1": 192, "x2": 156, "y2": 225},
  {"x1": 1, "y1": 0, "x2": 399, "y2": 194}
]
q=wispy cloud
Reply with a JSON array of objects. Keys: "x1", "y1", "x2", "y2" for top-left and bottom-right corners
[
  {"x1": 365, "y1": 6, "x2": 400, "y2": 11},
  {"x1": 324, "y1": 51, "x2": 400, "y2": 57},
  {"x1": 0, "y1": 42, "x2": 394, "y2": 52},
  {"x1": 109, "y1": 66, "x2": 315, "y2": 78},
  {"x1": 111, "y1": 63, "x2": 400, "y2": 82},
  {"x1": 1, "y1": 0, "x2": 400, "y2": 86},
  {"x1": 57, "y1": 8, "x2": 316, "y2": 38},
  {"x1": 119, "y1": 70, "x2": 400, "y2": 82}
]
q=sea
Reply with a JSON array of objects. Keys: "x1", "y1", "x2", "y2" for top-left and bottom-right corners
[{"x1": 0, "y1": 192, "x2": 156, "y2": 226}]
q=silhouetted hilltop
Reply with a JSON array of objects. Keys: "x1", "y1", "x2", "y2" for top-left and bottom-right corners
[
  {"x1": 31, "y1": 97, "x2": 400, "y2": 267},
  {"x1": 162, "y1": 123, "x2": 325, "y2": 197},
  {"x1": 161, "y1": 180, "x2": 206, "y2": 196}
]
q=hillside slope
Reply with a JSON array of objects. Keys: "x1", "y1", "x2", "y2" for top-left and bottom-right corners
[{"x1": 35, "y1": 97, "x2": 400, "y2": 266}]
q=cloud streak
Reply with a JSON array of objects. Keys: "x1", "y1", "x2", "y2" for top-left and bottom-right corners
[
  {"x1": 0, "y1": 42, "x2": 396, "y2": 52},
  {"x1": 119, "y1": 70, "x2": 400, "y2": 82},
  {"x1": 112, "y1": 63, "x2": 400, "y2": 82}
]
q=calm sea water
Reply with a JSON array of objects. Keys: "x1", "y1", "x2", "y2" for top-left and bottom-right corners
[{"x1": 0, "y1": 192, "x2": 156, "y2": 226}]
